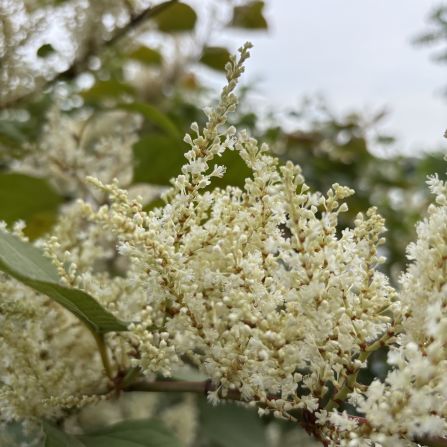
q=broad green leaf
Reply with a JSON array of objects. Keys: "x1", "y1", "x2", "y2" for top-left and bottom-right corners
[
  {"x1": 82, "y1": 80, "x2": 135, "y2": 103},
  {"x1": 229, "y1": 1, "x2": 268, "y2": 29},
  {"x1": 134, "y1": 134, "x2": 251, "y2": 188},
  {"x1": 154, "y1": 2, "x2": 197, "y2": 32},
  {"x1": 24, "y1": 210, "x2": 59, "y2": 241},
  {"x1": 44, "y1": 419, "x2": 183, "y2": 447},
  {"x1": 211, "y1": 149, "x2": 252, "y2": 189},
  {"x1": 199, "y1": 47, "x2": 231, "y2": 72},
  {"x1": 128, "y1": 46, "x2": 162, "y2": 66},
  {"x1": 0, "y1": 173, "x2": 63, "y2": 238},
  {"x1": 37, "y1": 43, "x2": 55, "y2": 58},
  {"x1": 0, "y1": 230, "x2": 127, "y2": 333},
  {"x1": 133, "y1": 134, "x2": 186, "y2": 185},
  {"x1": 199, "y1": 399, "x2": 268, "y2": 447},
  {"x1": 79, "y1": 419, "x2": 183, "y2": 447},
  {"x1": 118, "y1": 103, "x2": 180, "y2": 139}
]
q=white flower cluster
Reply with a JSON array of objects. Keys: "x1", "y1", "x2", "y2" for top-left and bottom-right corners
[
  {"x1": 0, "y1": 272, "x2": 104, "y2": 425},
  {"x1": 1, "y1": 41, "x2": 446, "y2": 447},
  {"x1": 82, "y1": 43, "x2": 399, "y2": 431},
  {"x1": 353, "y1": 174, "x2": 447, "y2": 446},
  {"x1": 16, "y1": 108, "x2": 141, "y2": 198}
]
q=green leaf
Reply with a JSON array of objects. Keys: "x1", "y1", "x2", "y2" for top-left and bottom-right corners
[
  {"x1": 154, "y1": 2, "x2": 197, "y2": 32},
  {"x1": 229, "y1": 1, "x2": 268, "y2": 29},
  {"x1": 0, "y1": 230, "x2": 127, "y2": 333},
  {"x1": 82, "y1": 80, "x2": 135, "y2": 103},
  {"x1": 2, "y1": 423, "x2": 41, "y2": 446},
  {"x1": 24, "y1": 210, "x2": 59, "y2": 241},
  {"x1": 118, "y1": 103, "x2": 180, "y2": 139},
  {"x1": 0, "y1": 121, "x2": 27, "y2": 148},
  {"x1": 44, "y1": 423, "x2": 84, "y2": 447},
  {"x1": 133, "y1": 134, "x2": 186, "y2": 186},
  {"x1": 199, "y1": 47, "x2": 231, "y2": 72},
  {"x1": 211, "y1": 149, "x2": 252, "y2": 189},
  {"x1": 0, "y1": 173, "x2": 63, "y2": 238},
  {"x1": 133, "y1": 134, "x2": 251, "y2": 188},
  {"x1": 128, "y1": 46, "x2": 162, "y2": 65},
  {"x1": 37, "y1": 43, "x2": 55, "y2": 58},
  {"x1": 199, "y1": 399, "x2": 268, "y2": 447},
  {"x1": 44, "y1": 419, "x2": 183, "y2": 447}
]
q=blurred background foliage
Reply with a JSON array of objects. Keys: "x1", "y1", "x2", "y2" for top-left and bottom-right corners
[
  {"x1": 0, "y1": 1, "x2": 446, "y2": 446},
  {"x1": 414, "y1": 4, "x2": 447, "y2": 97}
]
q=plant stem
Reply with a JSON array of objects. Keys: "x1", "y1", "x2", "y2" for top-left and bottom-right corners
[
  {"x1": 121, "y1": 366, "x2": 141, "y2": 388},
  {"x1": 91, "y1": 331, "x2": 114, "y2": 380}
]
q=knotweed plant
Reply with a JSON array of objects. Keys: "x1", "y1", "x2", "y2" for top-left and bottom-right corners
[{"x1": 0, "y1": 43, "x2": 446, "y2": 447}]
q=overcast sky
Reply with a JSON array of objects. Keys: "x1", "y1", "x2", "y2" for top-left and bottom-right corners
[{"x1": 197, "y1": 1, "x2": 447, "y2": 156}]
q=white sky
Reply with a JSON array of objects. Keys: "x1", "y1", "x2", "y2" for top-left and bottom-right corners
[{"x1": 198, "y1": 1, "x2": 447, "y2": 155}]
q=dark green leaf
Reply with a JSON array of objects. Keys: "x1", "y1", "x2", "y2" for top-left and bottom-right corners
[
  {"x1": 79, "y1": 419, "x2": 183, "y2": 447},
  {"x1": 24, "y1": 210, "x2": 59, "y2": 241},
  {"x1": 0, "y1": 230, "x2": 127, "y2": 333},
  {"x1": 199, "y1": 399, "x2": 268, "y2": 447},
  {"x1": 0, "y1": 173, "x2": 63, "y2": 238},
  {"x1": 37, "y1": 43, "x2": 55, "y2": 58},
  {"x1": 133, "y1": 134, "x2": 251, "y2": 188},
  {"x1": 0, "y1": 121, "x2": 27, "y2": 148},
  {"x1": 133, "y1": 134, "x2": 186, "y2": 185},
  {"x1": 230, "y1": 1, "x2": 268, "y2": 29},
  {"x1": 2, "y1": 423, "x2": 41, "y2": 446},
  {"x1": 211, "y1": 150, "x2": 252, "y2": 189},
  {"x1": 199, "y1": 47, "x2": 231, "y2": 72},
  {"x1": 44, "y1": 423, "x2": 84, "y2": 447},
  {"x1": 154, "y1": 2, "x2": 197, "y2": 32},
  {"x1": 128, "y1": 46, "x2": 162, "y2": 65},
  {"x1": 118, "y1": 103, "x2": 180, "y2": 139},
  {"x1": 44, "y1": 419, "x2": 183, "y2": 447}
]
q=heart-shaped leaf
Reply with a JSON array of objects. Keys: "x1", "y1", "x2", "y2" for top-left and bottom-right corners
[
  {"x1": 229, "y1": 1, "x2": 268, "y2": 29},
  {"x1": 154, "y1": 2, "x2": 197, "y2": 32},
  {"x1": 199, "y1": 47, "x2": 231, "y2": 72}
]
